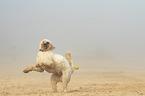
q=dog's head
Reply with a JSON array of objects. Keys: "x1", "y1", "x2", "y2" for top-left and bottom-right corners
[{"x1": 39, "y1": 39, "x2": 55, "y2": 51}]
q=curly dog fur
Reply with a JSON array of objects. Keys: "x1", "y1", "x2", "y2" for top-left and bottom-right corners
[{"x1": 23, "y1": 39, "x2": 75, "y2": 93}]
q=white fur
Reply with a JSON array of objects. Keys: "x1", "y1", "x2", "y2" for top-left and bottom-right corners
[{"x1": 23, "y1": 39, "x2": 75, "y2": 93}]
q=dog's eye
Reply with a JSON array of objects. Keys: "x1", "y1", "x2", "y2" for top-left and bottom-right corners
[{"x1": 47, "y1": 42, "x2": 49, "y2": 44}]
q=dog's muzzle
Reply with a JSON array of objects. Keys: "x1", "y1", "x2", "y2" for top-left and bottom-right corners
[{"x1": 43, "y1": 43, "x2": 48, "y2": 49}]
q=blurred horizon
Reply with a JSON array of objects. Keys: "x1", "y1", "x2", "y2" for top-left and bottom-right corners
[{"x1": 0, "y1": 0, "x2": 145, "y2": 74}]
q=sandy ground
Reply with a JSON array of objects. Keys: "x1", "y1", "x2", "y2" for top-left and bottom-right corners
[{"x1": 0, "y1": 71, "x2": 145, "y2": 96}]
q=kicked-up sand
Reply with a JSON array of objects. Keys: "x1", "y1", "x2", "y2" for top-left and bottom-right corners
[{"x1": 0, "y1": 70, "x2": 145, "y2": 96}]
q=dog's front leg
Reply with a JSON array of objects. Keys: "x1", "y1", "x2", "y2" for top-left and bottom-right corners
[{"x1": 23, "y1": 65, "x2": 44, "y2": 73}]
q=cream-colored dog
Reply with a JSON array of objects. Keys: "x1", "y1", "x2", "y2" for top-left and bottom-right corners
[{"x1": 23, "y1": 39, "x2": 75, "y2": 93}]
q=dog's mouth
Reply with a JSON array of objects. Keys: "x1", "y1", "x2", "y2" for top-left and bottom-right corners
[{"x1": 43, "y1": 43, "x2": 48, "y2": 49}]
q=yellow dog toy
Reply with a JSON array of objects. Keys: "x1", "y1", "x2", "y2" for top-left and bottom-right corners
[{"x1": 75, "y1": 66, "x2": 79, "y2": 70}]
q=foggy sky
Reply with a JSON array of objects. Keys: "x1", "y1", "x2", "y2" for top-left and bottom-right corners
[{"x1": 0, "y1": 0, "x2": 145, "y2": 73}]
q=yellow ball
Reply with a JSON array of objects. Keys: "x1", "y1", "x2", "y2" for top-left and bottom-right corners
[{"x1": 75, "y1": 66, "x2": 79, "y2": 70}]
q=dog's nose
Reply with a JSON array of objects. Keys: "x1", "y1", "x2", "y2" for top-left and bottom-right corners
[{"x1": 43, "y1": 43, "x2": 47, "y2": 46}]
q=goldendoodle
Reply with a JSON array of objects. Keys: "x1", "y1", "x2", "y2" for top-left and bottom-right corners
[{"x1": 23, "y1": 39, "x2": 75, "y2": 93}]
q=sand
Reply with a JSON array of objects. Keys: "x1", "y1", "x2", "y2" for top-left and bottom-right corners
[{"x1": 0, "y1": 71, "x2": 145, "y2": 96}]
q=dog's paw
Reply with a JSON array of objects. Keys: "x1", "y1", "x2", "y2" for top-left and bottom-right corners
[{"x1": 23, "y1": 69, "x2": 30, "y2": 73}]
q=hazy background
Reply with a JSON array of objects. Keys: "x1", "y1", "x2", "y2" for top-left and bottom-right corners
[{"x1": 0, "y1": 0, "x2": 145, "y2": 74}]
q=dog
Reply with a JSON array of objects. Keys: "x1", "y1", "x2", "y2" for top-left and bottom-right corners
[{"x1": 23, "y1": 39, "x2": 75, "y2": 93}]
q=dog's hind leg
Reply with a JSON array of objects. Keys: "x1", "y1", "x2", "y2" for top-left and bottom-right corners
[
  {"x1": 62, "y1": 70, "x2": 71, "y2": 93},
  {"x1": 51, "y1": 73, "x2": 62, "y2": 92},
  {"x1": 23, "y1": 66, "x2": 44, "y2": 73}
]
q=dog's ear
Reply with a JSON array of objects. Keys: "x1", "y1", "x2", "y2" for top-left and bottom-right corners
[
  {"x1": 39, "y1": 41, "x2": 43, "y2": 50},
  {"x1": 50, "y1": 45, "x2": 55, "y2": 50},
  {"x1": 39, "y1": 42, "x2": 42, "y2": 49}
]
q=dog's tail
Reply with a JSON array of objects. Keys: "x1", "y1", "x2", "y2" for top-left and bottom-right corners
[{"x1": 65, "y1": 51, "x2": 75, "y2": 69}]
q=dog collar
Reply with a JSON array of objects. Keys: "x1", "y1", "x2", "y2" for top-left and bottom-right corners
[{"x1": 39, "y1": 49, "x2": 44, "y2": 52}]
